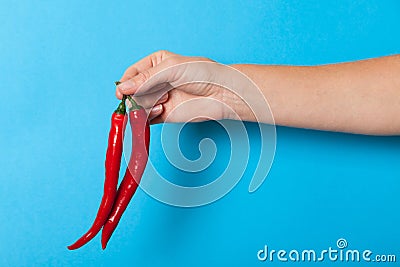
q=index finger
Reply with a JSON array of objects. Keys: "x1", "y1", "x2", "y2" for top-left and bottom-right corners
[{"x1": 119, "y1": 50, "x2": 174, "y2": 82}]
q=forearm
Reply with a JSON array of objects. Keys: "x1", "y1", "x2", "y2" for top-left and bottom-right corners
[{"x1": 231, "y1": 55, "x2": 400, "y2": 135}]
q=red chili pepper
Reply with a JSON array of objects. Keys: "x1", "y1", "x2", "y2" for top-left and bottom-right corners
[
  {"x1": 101, "y1": 96, "x2": 150, "y2": 249},
  {"x1": 68, "y1": 96, "x2": 127, "y2": 250}
]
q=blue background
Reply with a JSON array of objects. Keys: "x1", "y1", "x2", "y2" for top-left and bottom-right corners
[{"x1": 1, "y1": 0, "x2": 399, "y2": 266}]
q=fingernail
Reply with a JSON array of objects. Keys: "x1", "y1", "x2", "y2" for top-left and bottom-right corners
[
  {"x1": 118, "y1": 80, "x2": 135, "y2": 91},
  {"x1": 160, "y1": 93, "x2": 168, "y2": 101},
  {"x1": 152, "y1": 104, "x2": 163, "y2": 113}
]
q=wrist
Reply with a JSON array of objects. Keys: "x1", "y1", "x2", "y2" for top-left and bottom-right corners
[
  {"x1": 219, "y1": 87, "x2": 252, "y2": 121},
  {"x1": 219, "y1": 64, "x2": 256, "y2": 121}
]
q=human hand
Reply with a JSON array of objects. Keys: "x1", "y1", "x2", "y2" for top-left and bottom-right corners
[{"x1": 116, "y1": 50, "x2": 247, "y2": 124}]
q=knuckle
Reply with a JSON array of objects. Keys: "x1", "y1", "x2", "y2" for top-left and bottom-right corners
[
  {"x1": 158, "y1": 50, "x2": 175, "y2": 62},
  {"x1": 150, "y1": 50, "x2": 171, "y2": 66},
  {"x1": 157, "y1": 49, "x2": 166, "y2": 54},
  {"x1": 158, "y1": 50, "x2": 170, "y2": 57}
]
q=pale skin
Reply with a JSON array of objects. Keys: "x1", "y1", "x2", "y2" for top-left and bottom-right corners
[{"x1": 116, "y1": 50, "x2": 400, "y2": 135}]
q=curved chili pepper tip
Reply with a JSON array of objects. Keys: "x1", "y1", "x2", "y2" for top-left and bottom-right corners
[
  {"x1": 101, "y1": 221, "x2": 117, "y2": 249},
  {"x1": 101, "y1": 225, "x2": 111, "y2": 249}
]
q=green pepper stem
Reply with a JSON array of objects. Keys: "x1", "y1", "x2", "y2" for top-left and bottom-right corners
[
  {"x1": 114, "y1": 95, "x2": 127, "y2": 114},
  {"x1": 115, "y1": 81, "x2": 140, "y2": 111},
  {"x1": 126, "y1": 95, "x2": 142, "y2": 111}
]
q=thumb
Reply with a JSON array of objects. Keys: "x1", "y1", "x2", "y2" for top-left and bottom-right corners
[{"x1": 117, "y1": 57, "x2": 186, "y2": 97}]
